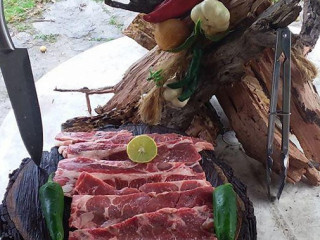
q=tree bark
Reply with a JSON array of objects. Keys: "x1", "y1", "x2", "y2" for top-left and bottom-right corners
[
  {"x1": 296, "y1": 0, "x2": 320, "y2": 53},
  {"x1": 123, "y1": 14, "x2": 157, "y2": 50},
  {"x1": 216, "y1": 53, "x2": 320, "y2": 185},
  {"x1": 214, "y1": 0, "x2": 320, "y2": 185}
]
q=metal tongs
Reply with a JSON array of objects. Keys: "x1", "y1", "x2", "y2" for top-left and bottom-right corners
[{"x1": 266, "y1": 27, "x2": 291, "y2": 201}]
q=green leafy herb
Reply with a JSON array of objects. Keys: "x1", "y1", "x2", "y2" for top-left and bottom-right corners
[
  {"x1": 167, "y1": 47, "x2": 203, "y2": 102},
  {"x1": 147, "y1": 69, "x2": 164, "y2": 87}
]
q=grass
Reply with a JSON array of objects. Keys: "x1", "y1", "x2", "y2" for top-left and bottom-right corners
[
  {"x1": 3, "y1": 0, "x2": 36, "y2": 23},
  {"x1": 15, "y1": 22, "x2": 32, "y2": 31},
  {"x1": 34, "y1": 33, "x2": 59, "y2": 43},
  {"x1": 109, "y1": 16, "x2": 124, "y2": 29},
  {"x1": 89, "y1": 37, "x2": 115, "y2": 42}
]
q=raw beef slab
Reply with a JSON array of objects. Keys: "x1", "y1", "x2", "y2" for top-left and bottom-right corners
[
  {"x1": 74, "y1": 172, "x2": 211, "y2": 195},
  {"x1": 62, "y1": 140, "x2": 203, "y2": 162},
  {"x1": 57, "y1": 132, "x2": 214, "y2": 161},
  {"x1": 56, "y1": 131, "x2": 213, "y2": 152},
  {"x1": 69, "y1": 206, "x2": 216, "y2": 240},
  {"x1": 55, "y1": 130, "x2": 133, "y2": 146},
  {"x1": 69, "y1": 186, "x2": 213, "y2": 228},
  {"x1": 147, "y1": 133, "x2": 214, "y2": 152},
  {"x1": 54, "y1": 158, "x2": 205, "y2": 197},
  {"x1": 74, "y1": 172, "x2": 140, "y2": 195}
]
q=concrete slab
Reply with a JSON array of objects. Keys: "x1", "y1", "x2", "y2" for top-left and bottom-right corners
[{"x1": 0, "y1": 36, "x2": 319, "y2": 240}]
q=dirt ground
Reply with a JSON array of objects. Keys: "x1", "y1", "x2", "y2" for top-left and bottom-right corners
[{"x1": 0, "y1": 0, "x2": 136, "y2": 125}]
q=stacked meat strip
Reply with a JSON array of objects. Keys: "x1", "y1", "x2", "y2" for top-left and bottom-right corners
[{"x1": 53, "y1": 130, "x2": 217, "y2": 240}]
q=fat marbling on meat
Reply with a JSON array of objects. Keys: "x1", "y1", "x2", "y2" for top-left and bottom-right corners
[
  {"x1": 54, "y1": 157, "x2": 205, "y2": 197},
  {"x1": 69, "y1": 206, "x2": 216, "y2": 240},
  {"x1": 74, "y1": 172, "x2": 211, "y2": 195}
]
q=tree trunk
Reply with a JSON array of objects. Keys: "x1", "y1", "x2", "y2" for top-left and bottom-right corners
[{"x1": 62, "y1": 0, "x2": 320, "y2": 185}]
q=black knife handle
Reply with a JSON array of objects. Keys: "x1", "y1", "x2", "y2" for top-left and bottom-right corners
[{"x1": 0, "y1": 0, "x2": 14, "y2": 50}]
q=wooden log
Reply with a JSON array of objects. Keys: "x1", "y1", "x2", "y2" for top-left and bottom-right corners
[
  {"x1": 295, "y1": 0, "x2": 320, "y2": 53},
  {"x1": 250, "y1": 48, "x2": 320, "y2": 163},
  {"x1": 216, "y1": 57, "x2": 320, "y2": 185},
  {"x1": 98, "y1": 0, "x2": 297, "y2": 118},
  {"x1": 123, "y1": 13, "x2": 156, "y2": 50}
]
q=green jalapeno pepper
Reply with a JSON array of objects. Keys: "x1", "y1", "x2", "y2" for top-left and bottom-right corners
[
  {"x1": 213, "y1": 183, "x2": 238, "y2": 240},
  {"x1": 39, "y1": 173, "x2": 64, "y2": 240}
]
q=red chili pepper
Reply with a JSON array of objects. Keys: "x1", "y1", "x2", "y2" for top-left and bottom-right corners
[{"x1": 143, "y1": 0, "x2": 203, "y2": 23}]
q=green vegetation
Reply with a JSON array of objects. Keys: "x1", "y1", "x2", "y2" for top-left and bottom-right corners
[
  {"x1": 3, "y1": 0, "x2": 36, "y2": 23},
  {"x1": 109, "y1": 16, "x2": 124, "y2": 29},
  {"x1": 89, "y1": 37, "x2": 115, "y2": 42},
  {"x1": 15, "y1": 22, "x2": 32, "y2": 31},
  {"x1": 34, "y1": 34, "x2": 59, "y2": 43}
]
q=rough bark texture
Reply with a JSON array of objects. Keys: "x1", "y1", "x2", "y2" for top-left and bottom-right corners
[
  {"x1": 123, "y1": 13, "x2": 157, "y2": 50},
  {"x1": 214, "y1": 0, "x2": 320, "y2": 185},
  {"x1": 250, "y1": 49, "x2": 320, "y2": 163},
  {"x1": 296, "y1": 0, "x2": 320, "y2": 53},
  {"x1": 216, "y1": 56, "x2": 320, "y2": 185}
]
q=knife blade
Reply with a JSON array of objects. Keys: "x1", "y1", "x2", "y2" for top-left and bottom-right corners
[{"x1": 0, "y1": 0, "x2": 43, "y2": 166}]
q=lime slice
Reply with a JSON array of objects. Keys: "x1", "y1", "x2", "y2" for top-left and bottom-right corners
[{"x1": 127, "y1": 135, "x2": 157, "y2": 163}]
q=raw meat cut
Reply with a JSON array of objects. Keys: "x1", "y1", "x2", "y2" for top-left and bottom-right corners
[
  {"x1": 69, "y1": 206, "x2": 216, "y2": 240},
  {"x1": 54, "y1": 157, "x2": 205, "y2": 197},
  {"x1": 55, "y1": 130, "x2": 133, "y2": 146},
  {"x1": 69, "y1": 186, "x2": 213, "y2": 228},
  {"x1": 148, "y1": 133, "x2": 214, "y2": 152},
  {"x1": 60, "y1": 142, "x2": 128, "y2": 159},
  {"x1": 56, "y1": 131, "x2": 213, "y2": 151},
  {"x1": 53, "y1": 131, "x2": 217, "y2": 239},
  {"x1": 74, "y1": 172, "x2": 211, "y2": 195},
  {"x1": 74, "y1": 172, "x2": 140, "y2": 195},
  {"x1": 62, "y1": 140, "x2": 203, "y2": 162},
  {"x1": 139, "y1": 180, "x2": 212, "y2": 194},
  {"x1": 56, "y1": 131, "x2": 214, "y2": 160}
]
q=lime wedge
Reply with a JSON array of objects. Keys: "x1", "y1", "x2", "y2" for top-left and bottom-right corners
[{"x1": 127, "y1": 135, "x2": 158, "y2": 163}]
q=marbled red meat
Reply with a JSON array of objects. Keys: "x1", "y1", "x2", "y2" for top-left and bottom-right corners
[
  {"x1": 69, "y1": 206, "x2": 216, "y2": 240},
  {"x1": 57, "y1": 132, "x2": 213, "y2": 160},
  {"x1": 53, "y1": 131, "x2": 216, "y2": 239},
  {"x1": 139, "y1": 179, "x2": 212, "y2": 193},
  {"x1": 74, "y1": 172, "x2": 140, "y2": 195},
  {"x1": 53, "y1": 157, "x2": 205, "y2": 197},
  {"x1": 62, "y1": 140, "x2": 203, "y2": 162},
  {"x1": 75, "y1": 172, "x2": 211, "y2": 195},
  {"x1": 56, "y1": 131, "x2": 213, "y2": 151},
  {"x1": 148, "y1": 133, "x2": 214, "y2": 152},
  {"x1": 69, "y1": 186, "x2": 213, "y2": 229},
  {"x1": 55, "y1": 130, "x2": 133, "y2": 146}
]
